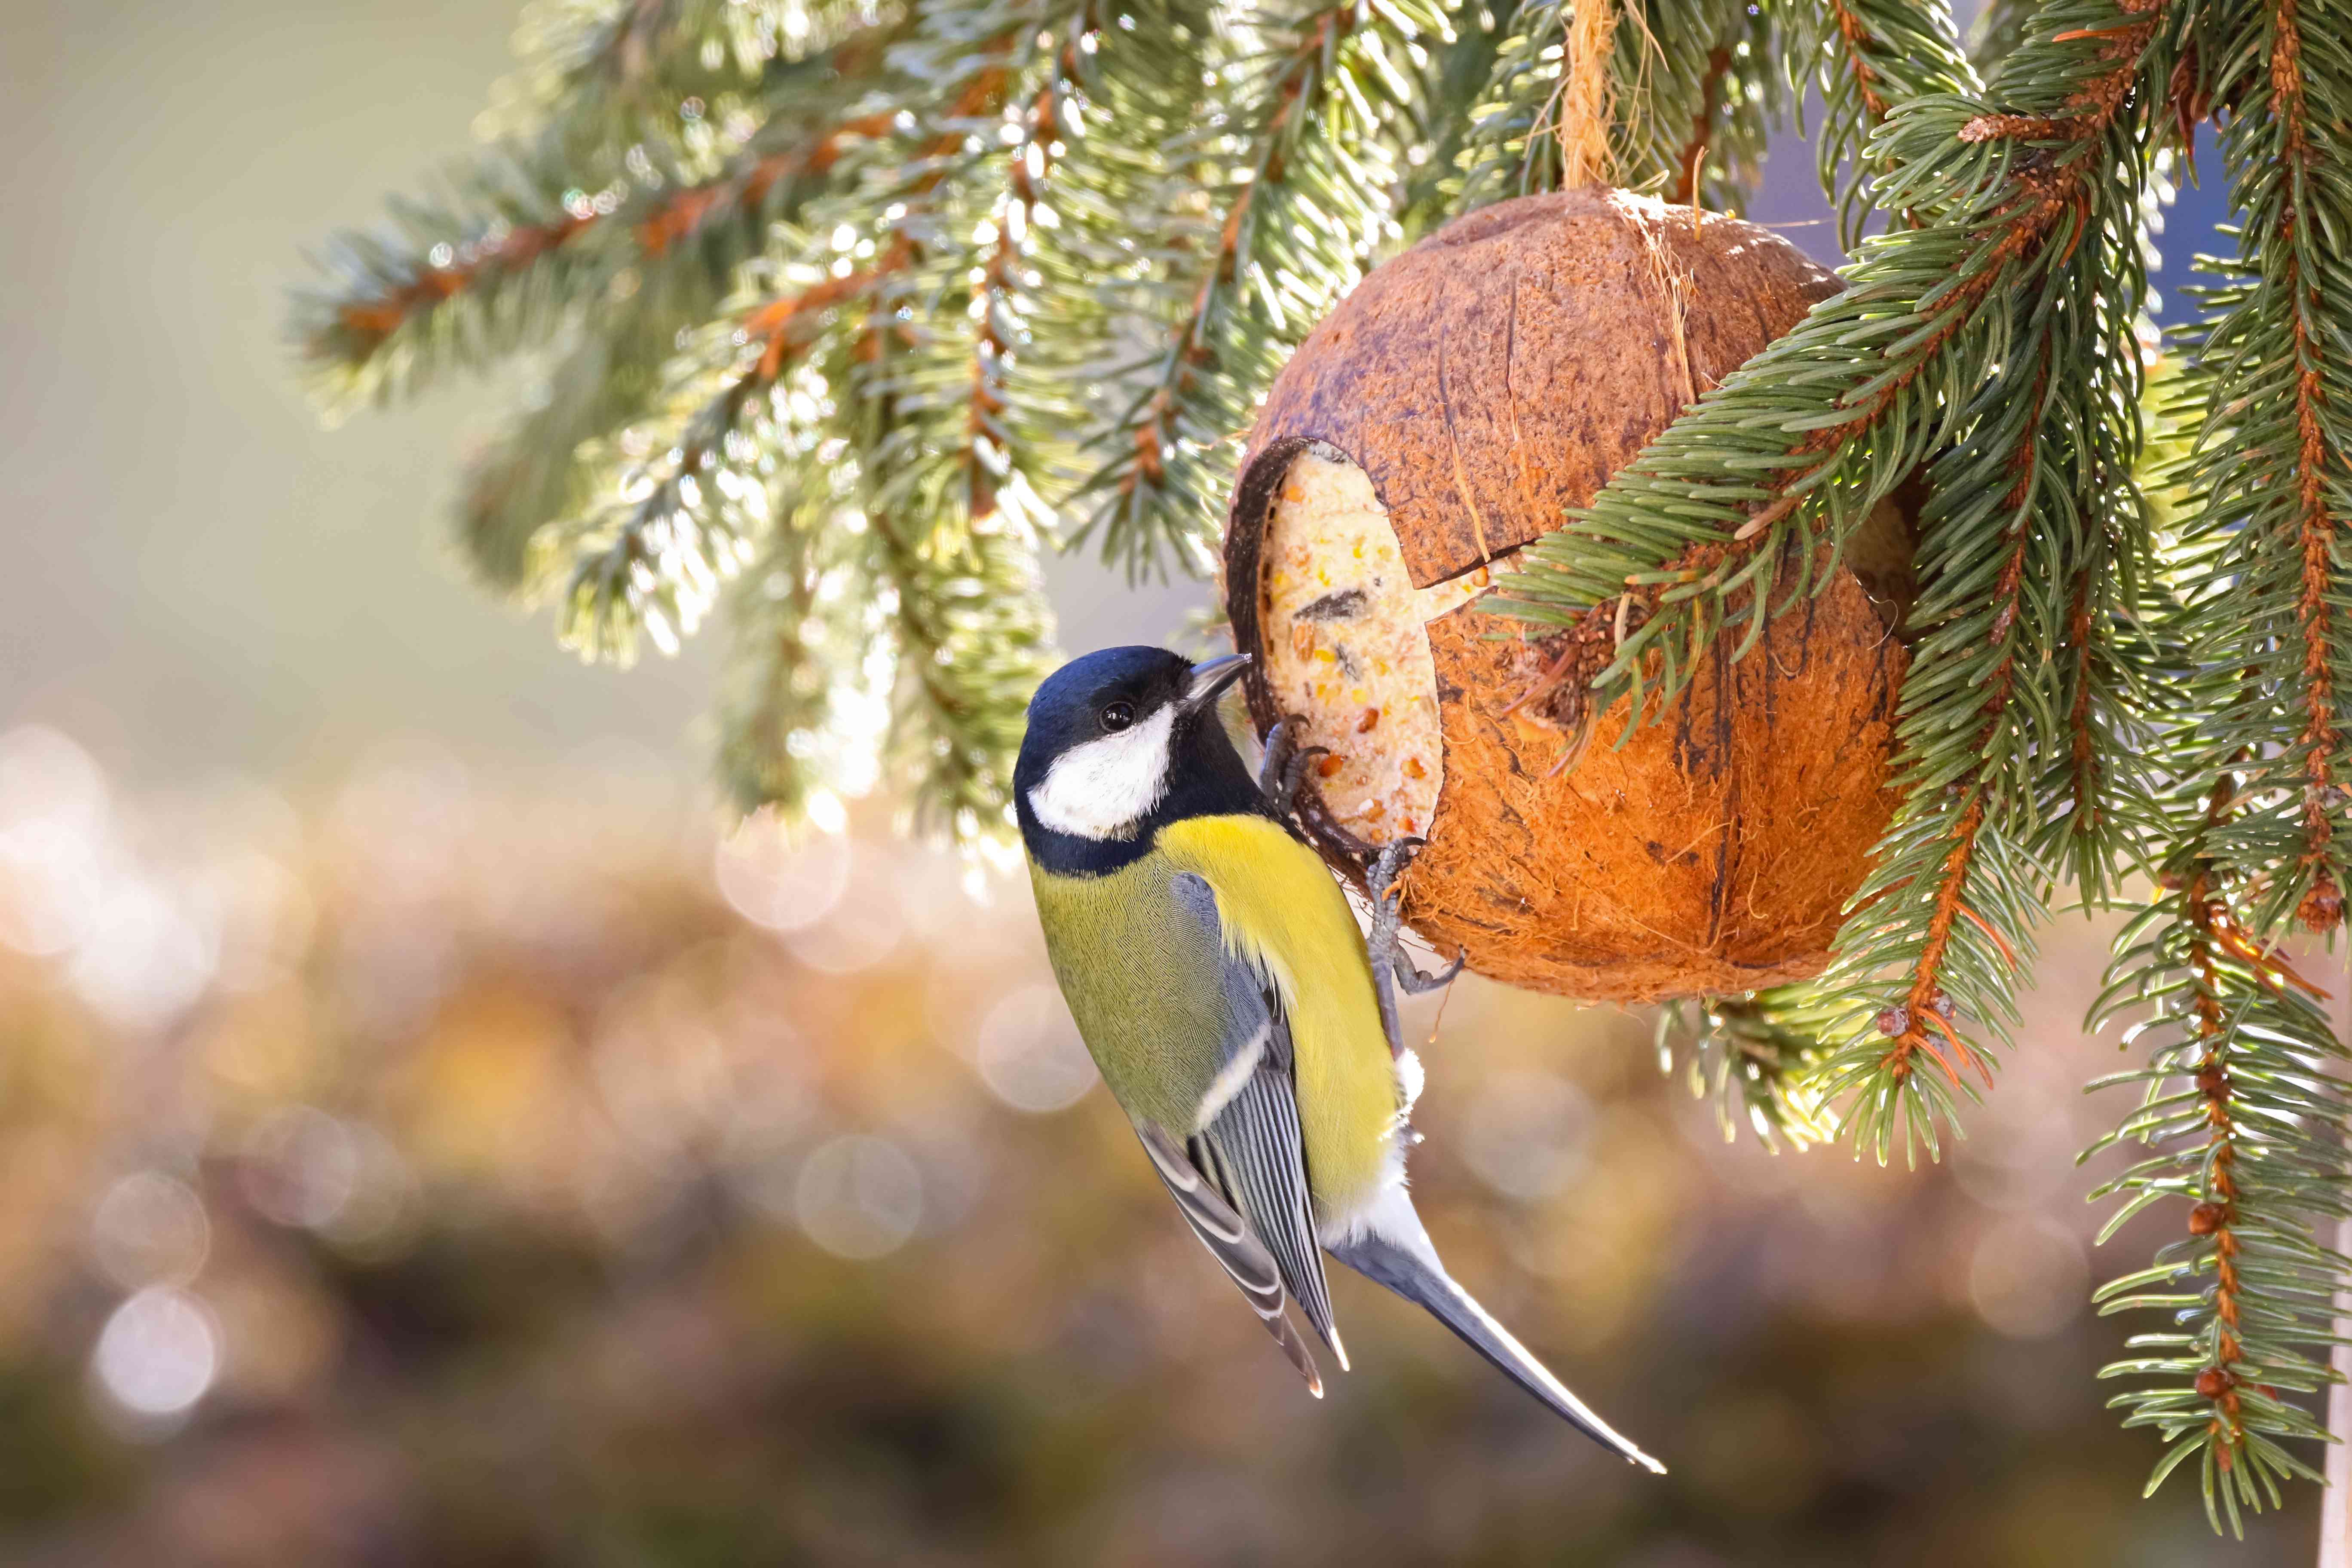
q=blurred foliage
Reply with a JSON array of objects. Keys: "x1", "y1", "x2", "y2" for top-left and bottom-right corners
[{"x1": 0, "y1": 724, "x2": 2323, "y2": 1562}]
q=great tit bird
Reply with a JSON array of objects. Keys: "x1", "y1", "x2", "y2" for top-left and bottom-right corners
[{"x1": 1014, "y1": 644, "x2": 1661, "y2": 1470}]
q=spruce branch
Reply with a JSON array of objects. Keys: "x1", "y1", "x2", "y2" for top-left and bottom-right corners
[
  {"x1": 2080, "y1": 0, "x2": 2352, "y2": 1514},
  {"x1": 294, "y1": 59, "x2": 888, "y2": 408},
  {"x1": 855, "y1": 0, "x2": 1096, "y2": 543},
  {"x1": 2045, "y1": 510, "x2": 2167, "y2": 900},
  {"x1": 957, "y1": 13, "x2": 1090, "y2": 525},
  {"x1": 658, "y1": 0, "x2": 1067, "y2": 830},
  {"x1": 863, "y1": 499, "x2": 1055, "y2": 833},
  {"x1": 539, "y1": 0, "x2": 1030, "y2": 660},
  {"x1": 2088, "y1": 770, "x2": 2348, "y2": 1531},
  {"x1": 1795, "y1": 0, "x2": 1979, "y2": 248},
  {"x1": 715, "y1": 484, "x2": 866, "y2": 818},
  {"x1": 2270, "y1": 0, "x2": 2351, "y2": 936},
  {"x1": 453, "y1": 288, "x2": 684, "y2": 592},
  {"x1": 557, "y1": 266, "x2": 871, "y2": 664},
  {"x1": 1494, "y1": 0, "x2": 2175, "y2": 667},
  {"x1": 1459, "y1": 0, "x2": 1777, "y2": 214},
  {"x1": 1655, "y1": 988, "x2": 1838, "y2": 1149},
  {"x1": 496, "y1": 0, "x2": 854, "y2": 149},
  {"x1": 829, "y1": 0, "x2": 1080, "y2": 829},
  {"x1": 1067, "y1": 0, "x2": 1436, "y2": 576},
  {"x1": 1820, "y1": 147, "x2": 2159, "y2": 1155},
  {"x1": 2160, "y1": 0, "x2": 2352, "y2": 935}
]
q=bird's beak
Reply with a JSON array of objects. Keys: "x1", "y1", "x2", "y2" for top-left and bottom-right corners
[{"x1": 1182, "y1": 652, "x2": 1252, "y2": 714}]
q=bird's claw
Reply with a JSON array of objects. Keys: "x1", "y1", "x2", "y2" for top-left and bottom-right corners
[
  {"x1": 1259, "y1": 716, "x2": 1328, "y2": 821},
  {"x1": 1394, "y1": 943, "x2": 1466, "y2": 996},
  {"x1": 1283, "y1": 747, "x2": 1331, "y2": 820},
  {"x1": 1364, "y1": 837, "x2": 1461, "y2": 1058}
]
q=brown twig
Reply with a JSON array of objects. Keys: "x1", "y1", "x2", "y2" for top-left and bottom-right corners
[
  {"x1": 963, "y1": 17, "x2": 1093, "y2": 522},
  {"x1": 1825, "y1": 0, "x2": 1893, "y2": 122},
  {"x1": 1878, "y1": 352, "x2": 2049, "y2": 1085},
  {"x1": 1666, "y1": 46, "x2": 1732, "y2": 205},
  {"x1": 2270, "y1": 0, "x2": 2347, "y2": 934},
  {"x1": 2182, "y1": 772, "x2": 2249, "y2": 1470},
  {"x1": 333, "y1": 114, "x2": 894, "y2": 357},
  {"x1": 334, "y1": 211, "x2": 597, "y2": 346}
]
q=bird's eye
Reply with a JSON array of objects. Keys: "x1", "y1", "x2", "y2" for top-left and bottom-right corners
[{"x1": 1100, "y1": 700, "x2": 1136, "y2": 732}]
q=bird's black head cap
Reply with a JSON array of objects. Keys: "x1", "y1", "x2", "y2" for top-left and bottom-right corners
[{"x1": 1015, "y1": 646, "x2": 1266, "y2": 874}]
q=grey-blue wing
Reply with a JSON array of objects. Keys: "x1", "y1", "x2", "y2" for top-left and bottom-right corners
[{"x1": 1167, "y1": 873, "x2": 1343, "y2": 1364}]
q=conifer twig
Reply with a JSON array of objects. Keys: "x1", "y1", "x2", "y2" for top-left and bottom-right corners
[
  {"x1": 1070, "y1": 0, "x2": 1434, "y2": 573},
  {"x1": 559, "y1": 268, "x2": 871, "y2": 662},
  {"x1": 2089, "y1": 768, "x2": 2347, "y2": 1531},
  {"x1": 2271, "y1": 0, "x2": 2346, "y2": 932},
  {"x1": 294, "y1": 44, "x2": 891, "y2": 407}
]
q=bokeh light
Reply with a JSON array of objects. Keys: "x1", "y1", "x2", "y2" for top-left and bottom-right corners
[
  {"x1": 239, "y1": 1107, "x2": 361, "y2": 1231},
  {"x1": 793, "y1": 1134, "x2": 924, "y2": 1259},
  {"x1": 90, "y1": 1289, "x2": 220, "y2": 1421},
  {"x1": 714, "y1": 816, "x2": 851, "y2": 933},
  {"x1": 973, "y1": 984, "x2": 1097, "y2": 1113},
  {"x1": 89, "y1": 1172, "x2": 210, "y2": 1290},
  {"x1": 0, "y1": 726, "x2": 110, "y2": 958},
  {"x1": 1458, "y1": 1068, "x2": 1592, "y2": 1200},
  {"x1": 1970, "y1": 1214, "x2": 2093, "y2": 1340}
]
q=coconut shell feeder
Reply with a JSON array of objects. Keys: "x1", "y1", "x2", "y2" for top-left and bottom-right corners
[{"x1": 1222, "y1": 189, "x2": 1914, "y2": 1004}]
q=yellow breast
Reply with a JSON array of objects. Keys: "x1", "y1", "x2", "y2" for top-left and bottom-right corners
[{"x1": 1156, "y1": 815, "x2": 1403, "y2": 1212}]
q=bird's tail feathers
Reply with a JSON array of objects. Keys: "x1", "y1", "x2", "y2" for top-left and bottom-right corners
[{"x1": 1328, "y1": 1185, "x2": 1663, "y2": 1473}]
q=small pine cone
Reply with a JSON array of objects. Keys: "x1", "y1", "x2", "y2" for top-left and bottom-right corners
[
  {"x1": 2188, "y1": 1201, "x2": 2229, "y2": 1237},
  {"x1": 1874, "y1": 1006, "x2": 1911, "y2": 1037},
  {"x1": 2195, "y1": 1367, "x2": 2236, "y2": 1400},
  {"x1": 2298, "y1": 877, "x2": 2343, "y2": 934},
  {"x1": 2195, "y1": 1066, "x2": 2230, "y2": 1099},
  {"x1": 1928, "y1": 990, "x2": 1954, "y2": 1020}
]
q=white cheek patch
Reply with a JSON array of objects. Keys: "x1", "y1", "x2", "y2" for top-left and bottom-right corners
[{"x1": 1028, "y1": 704, "x2": 1177, "y2": 840}]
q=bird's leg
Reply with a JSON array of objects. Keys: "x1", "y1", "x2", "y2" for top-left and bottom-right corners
[
  {"x1": 1365, "y1": 837, "x2": 1462, "y2": 1058},
  {"x1": 1258, "y1": 716, "x2": 1329, "y2": 821}
]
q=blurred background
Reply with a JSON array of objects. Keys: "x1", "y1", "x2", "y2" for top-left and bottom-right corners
[{"x1": 0, "y1": 1, "x2": 2304, "y2": 1563}]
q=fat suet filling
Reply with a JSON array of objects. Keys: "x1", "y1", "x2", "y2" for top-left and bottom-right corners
[{"x1": 1258, "y1": 451, "x2": 1495, "y2": 846}]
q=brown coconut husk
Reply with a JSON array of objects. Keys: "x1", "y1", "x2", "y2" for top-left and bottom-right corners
[{"x1": 1222, "y1": 188, "x2": 1911, "y2": 1003}]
